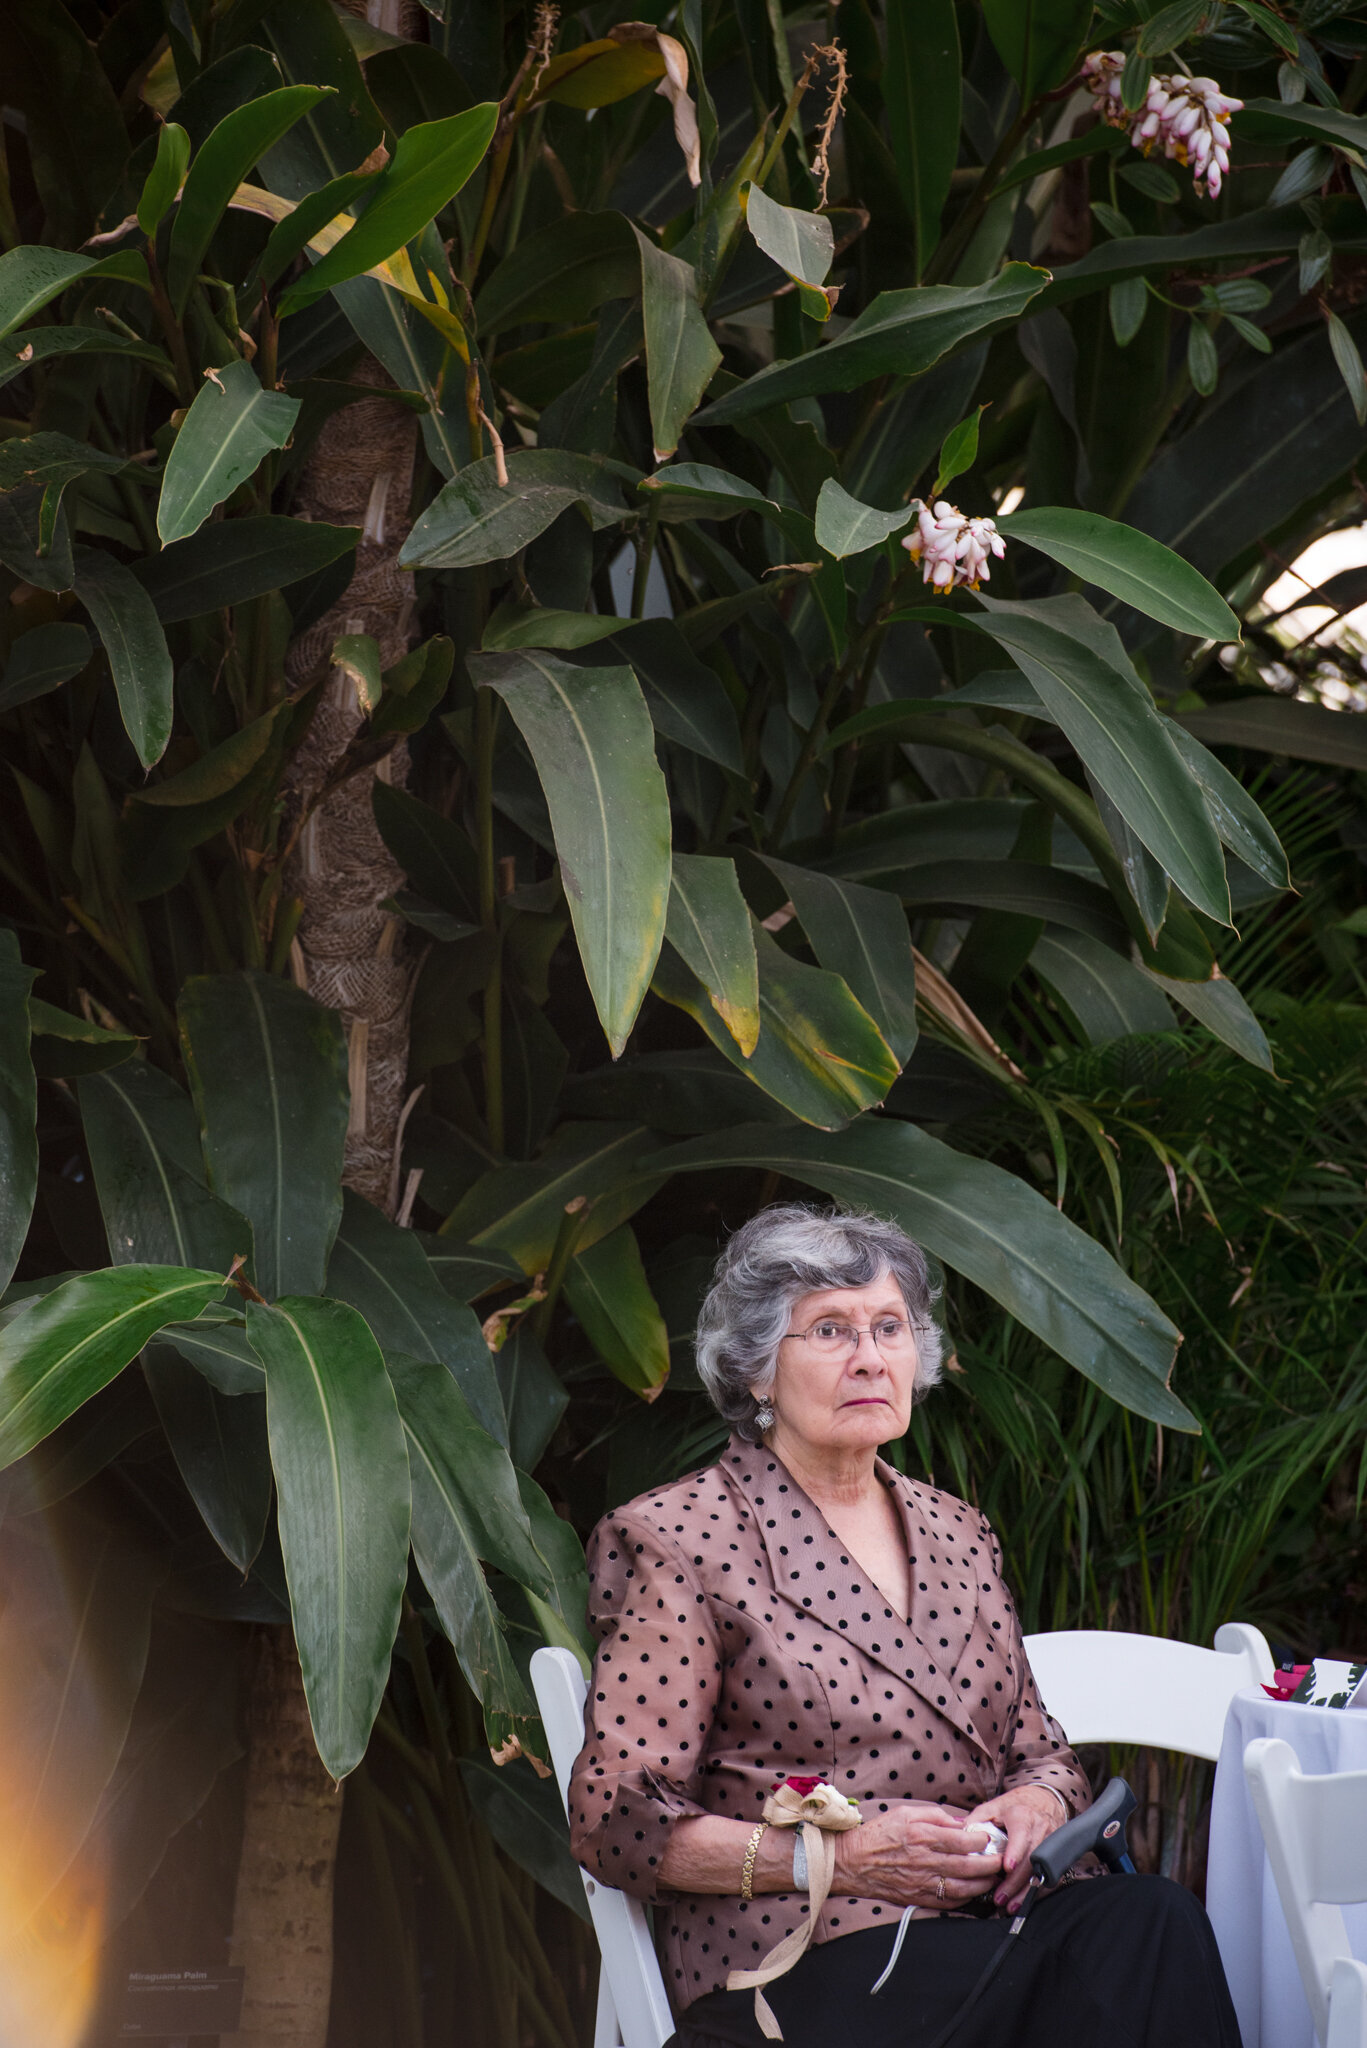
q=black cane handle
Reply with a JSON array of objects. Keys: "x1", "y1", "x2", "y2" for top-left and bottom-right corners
[{"x1": 1029, "y1": 1775, "x2": 1138, "y2": 1887}]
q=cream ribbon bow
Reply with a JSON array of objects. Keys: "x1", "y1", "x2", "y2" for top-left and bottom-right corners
[{"x1": 725, "y1": 1777, "x2": 863, "y2": 2040}]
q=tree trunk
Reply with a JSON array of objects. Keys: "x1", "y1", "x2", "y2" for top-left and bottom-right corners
[
  {"x1": 227, "y1": 363, "x2": 420, "y2": 2042},
  {"x1": 226, "y1": 1633, "x2": 345, "y2": 2048}
]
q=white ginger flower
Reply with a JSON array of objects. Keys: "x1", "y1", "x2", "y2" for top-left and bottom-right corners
[
  {"x1": 901, "y1": 500, "x2": 1006, "y2": 594},
  {"x1": 1083, "y1": 51, "x2": 1241, "y2": 199}
]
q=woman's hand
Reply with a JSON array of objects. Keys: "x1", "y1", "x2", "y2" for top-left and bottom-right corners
[
  {"x1": 832, "y1": 1802, "x2": 1002, "y2": 1910},
  {"x1": 965, "y1": 1785, "x2": 1069, "y2": 1912}
]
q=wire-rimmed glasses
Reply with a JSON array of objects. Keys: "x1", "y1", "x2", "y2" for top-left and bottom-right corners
[{"x1": 782, "y1": 1317, "x2": 917, "y2": 1361}]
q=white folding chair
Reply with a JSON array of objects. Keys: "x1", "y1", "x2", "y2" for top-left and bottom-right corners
[
  {"x1": 531, "y1": 1645, "x2": 674, "y2": 2048},
  {"x1": 1022, "y1": 1622, "x2": 1274, "y2": 1761},
  {"x1": 532, "y1": 1623, "x2": 1274, "y2": 2047},
  {"x1": 1244, "y1": 1737, "x2": 1367, "y2": 2048}
]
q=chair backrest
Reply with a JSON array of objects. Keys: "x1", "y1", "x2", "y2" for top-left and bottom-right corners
[
  {"x1": 1022, "y1": 1622, "x2": 1274, "y2": 1761},
  {"x1": 1244, "y1": 1736, "x2": 1367, "y2": 2045},
  {"x1": 530, "y1": 1645, "x2": 674, "y2": 2048}
]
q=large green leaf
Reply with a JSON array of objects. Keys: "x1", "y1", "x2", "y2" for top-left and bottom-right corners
[
  {"x1": 885, "y1": 0, "x2": 960, "y2": 278},
  {"x1": 970, "y1": 596, "x2": 1231, "y2": 925},
  {"x1": 694, "y1": 266, "x2": 1048, "y2": 427},
  {"x1": 440, "y1": 1123, "x2": 667, "y2": 1271},
  {"x1": 0, "y1": 324, "x2": 173, "y2": 395},
  {"x1": 418, "y1": 1237, "x2": 523, "y2": 1303},
  {"x1": 0, "y1": 933, "x2": 37, "y2": 1296},
  {"x1": 325, "y1": 1189, "x2": 505, "y2": 1443},
  {"x1": 818, "y1": 799, "x2": 1029, "y2": 882},
  {"x1": 1032, "y1": 928, "x2": 1177, "y2": 1043},
  {"x1": 179, "y1": 972, "x2": 349, "y2": 1299},
  {"x1": 246, "y1": 1297, "x2": 410, "y2": 1779},
  {"x1": 996, "y1": 508, "x2": 1240, "y2": 641},
  {"x1": 564, "y1": 1224, "x2": 671, "y2": 1400},
  {"x1": 890, "y1": 857, "x2": 1129, "y2": 948},
  {"x1": 633, "y1": 226, "x2": 722, "y2": 460},
  {"x1": 400, "y1": 450, "x2": 631, "y2": 570},
  {"x1": 29, "y1": 1000, "x2": 137, "y2": 1080},
  {"x1": 133, "y1": 516, "x2": 359, "y2": 622},
  {"x1": 1177, "y1": 697, "x2": 1367, "y2": 773},
  {"x1": 79, "y1": 1063, "x2": 255, "y2": 1278},
  {"x1": 761, "y1": 859, "x2": 919, "y2": 1066},
  {"x1": 983, "y1": 0, "x2": 1093, "y2": 99},
  {"x1": 666, "y1": 854, "x2": 760, "y2": 1057},
  {"x1": 648, "y1": 1123, "x2": 1194, "y2": 1427},
  {"x1": 372, "y1": 781, "x2": 479, "y2": 920},
  {"x1": 142, "y1": 1344, "x2": 272, "y2": 1574},
  {"x1": 813, "y1": 479, "x2": 914, "y2": 559},
  {"x1": 137, "y1": 121, "x2": 191, "y2": 237},
  {"x1": 0, "y1": 1266, "x2": 229, "y2": 1470},
  {"x1": 1143, "y1": 966, "x2": 1274, "y2": 1071},
  {"x1": 595, "y1": 621, "x2": 745, "y2": 775},
  {"x1": 1164, "y1": 725, "x2": 1290, "y2": 891},
  {"x1": 168, "y1": 85, "x2": 332, "y2": 314},
  {"x1": 71, "y1": 549, "x2": 174, "y2": 770},
  {"x1": 388, "y1": 1349, "x2": 546, "y2": 1764},
  {"x1": 744, "y1": 185, "x2": 834, "y2": 317},
  {"x1": 0, "y1": 621, "x2": 91, "y2": 712},
  {"x1": 459, "y1": 1752, "x2": 587, "y2": 1919},
  {"x1": 156, "y1": 361, "x2": 301, "y2": 545},
  {"x1": 475, "y1": 211, "x2": 640, "y2": 333},
  {"x1": 279, "y1": 104, "x2": 497, "y2": 314},
  {"x1": 653, "y1": 926, "x2": 899, "y2": 1129},
  {"x1": 469, "y1": 651, "x2": 671, "y2": 1058},
  {"x1": 0, "y1": 245, "x2": 144, "y2": 339}
]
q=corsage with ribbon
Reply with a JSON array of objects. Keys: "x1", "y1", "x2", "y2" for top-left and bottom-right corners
[{"x1": 725, "y1": 1775, "x2": 863, "y2": 2040}]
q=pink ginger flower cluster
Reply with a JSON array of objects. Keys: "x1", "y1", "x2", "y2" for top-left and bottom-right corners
[
  {"x1": 1084, "y1": 51, "x2": 1242, "y2": 199},
  {"x1": 901, "y1": 500, "x2": 1006, "y2": 593}
]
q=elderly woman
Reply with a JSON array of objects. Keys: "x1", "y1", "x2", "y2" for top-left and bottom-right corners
[{"x1": 568, "y1": 1205, "x2": 1240, "y2": 2048}]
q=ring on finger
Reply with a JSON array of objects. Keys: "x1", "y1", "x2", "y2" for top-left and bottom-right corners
[{"x1": 934, "y1": 1875, "x2": 946, "y2": 1903}]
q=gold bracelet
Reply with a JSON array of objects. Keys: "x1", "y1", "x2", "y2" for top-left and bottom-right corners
[{"x1": 740, "y1": 1821, "x2": 769, "y2": 1902}]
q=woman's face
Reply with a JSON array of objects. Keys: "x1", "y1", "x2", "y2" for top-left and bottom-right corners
[{"x1": 766, "y1": 1274, "x2": 919, "y2": 1458}]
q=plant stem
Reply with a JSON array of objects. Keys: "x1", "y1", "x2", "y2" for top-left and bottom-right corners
[
  {"x1": 144, "y1": 242, "x2": 196, "y2": 405},
  {"x1": 923, "y1": 105, "x2": 1037, "y2": 286},
  {"x1": 631, "y1": 501, "x2": 660, "y2": 618}
]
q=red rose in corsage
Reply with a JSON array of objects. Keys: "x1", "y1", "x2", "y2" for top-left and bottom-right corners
[
  {"x1": 727, "y1": 1775, "x2": 864, "y2": 2039},
  {"x1": 1263, "y1": 1664, "x2": 1312, "y2": 1702}
]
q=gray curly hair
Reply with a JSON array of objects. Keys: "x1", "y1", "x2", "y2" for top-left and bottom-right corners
[{"x1": 694, "y1": 1203, "x2": 943, "y2": 1444}]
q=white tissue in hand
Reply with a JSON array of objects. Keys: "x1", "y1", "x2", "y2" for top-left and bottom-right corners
[{"x1": 967, "y1": 1822, "x2": 1007, "y2": 1855}]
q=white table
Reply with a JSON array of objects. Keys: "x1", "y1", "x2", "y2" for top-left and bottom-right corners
[{"x1": 1207, "y1": 1686, "x2": 1367, "y2": 2048}]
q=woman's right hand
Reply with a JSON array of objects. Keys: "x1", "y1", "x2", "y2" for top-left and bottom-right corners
[{"x1": 832, "y1": 1803, "x2": 1002, "y2": 1909}]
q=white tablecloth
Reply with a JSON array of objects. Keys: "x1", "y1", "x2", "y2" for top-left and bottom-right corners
[{"x1": 1207, "y1": 1686, "x2": 1367, "y2": 2048}]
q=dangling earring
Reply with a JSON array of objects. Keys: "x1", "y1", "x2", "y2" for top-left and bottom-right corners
[{"x1": 754, "y1": 1399, "x2": 775, "y2": 1434}]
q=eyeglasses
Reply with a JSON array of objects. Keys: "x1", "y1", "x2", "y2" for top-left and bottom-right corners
[{"x1": 783, "y1": 1317, "x2": 917, "y2": 1361}]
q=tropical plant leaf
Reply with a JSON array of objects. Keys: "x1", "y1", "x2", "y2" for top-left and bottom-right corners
[
  {"x1": 653, "y1": 926, "x2": 899, "y2": 1129},
  {"x1": 71, "y1": 549, "x2": 174, "y2": 770},
  {"x1": 388, "y1": 1349, "x2": 548, "y2": 1764},
  {"x1": 137, "y1": 121, "x2": 191, "y2": 237},
  {"x1": 246, "y1": 1296, "x2": 410, "y2": 1779},
  {"x1": 400, "y1": 450, "x2": 631, "y2": 569},
  {"x1": 469, "y1": 650, "x2": 671, "y2": 1058},
  {"x1": 168, "y1": 85, "x2": 332, "y2": 314},
  {"x1": 134, "y1": 516, "x2": 360, "y2": 622},
  {"x1": 79, "y1": 1063, "x2": 255, "y2": 1276},
  {"x1": 885, "y1": 0, "x2": 960, "y2": 278},
  {"x1": 1177, "y1": 696, "x2": 1367, "y2": 771},
  {"x1": 157, "y1": 361, "x2": 301, "y2": 545},
  {"x1": 760, "y1": 859, "x2": 919, "y2": 1066},
  {"x1": 983, "y1": 0, "x2": 1093, "y2": 99},
  {"x1": 1165, "y1": 725, "x2": 1291, "y2": 889},
  {"x1": 0, "y1": 933, "x2": 38, "y2": 1296},
  {"x1": 814, "y1": 480, "x2": 914, "y2": 559},
  {"x1": 179, "y1": 972, "x2": 349, "y2": 1299},
  {"x1": 666, "y1": 854, "x2": 760, "y2": 1057},
  {"x1": 648, "y1": 1123, "x2": 1194, "y2": 1427},
  {"x1": 0, "y1": 622, "x2": 91, "y2": 712},
  {"x1": 1031, "y1": 928, "x2": 1177, "y2": 1043},
  {"x1": 325, "y1": 1190, "x2": 505, "y2": 1444},
  {"x1": 280, "y1": 103, "x2": 497, "y2": 314},
  {"x1": 1143, "y1": 966, "x2": 1275, "y2": 1070},
  {"x1": 440, "y1": 1124, "x2": 667, "y2": 1271},
  {"x1": 142, "y1": 1344, "x2": 273, "y2": 1573},
  {"x1": 459, "y1": 1753, "x2": 587, "y2": 1919},
  {"x1": 695, "y1": 266, "x2": 1049, "y2": 426},
  {"x1": 29, "y1": 1000, "x2": 137, "y2": 1080},
  {"x1": 633, "y1": 225, "x2": 722, "y2": 459},
  {"x1": 996, "y1": 507, "x2": 1240, "y2": 641},
  {"x1": 564, "y1": 1224, "x2": 670, "y2": 1400},
  {"x1": 0, "y1": 1265, "x2": 229, "y2": 1470}
]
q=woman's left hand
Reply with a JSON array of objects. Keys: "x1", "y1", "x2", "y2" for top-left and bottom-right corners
[{"x1": 964, "y1": 1786, "x2": 1069, "y2": 1913}]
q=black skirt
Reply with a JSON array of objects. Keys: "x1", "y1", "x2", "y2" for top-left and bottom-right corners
[{"x1": 668, "y1": 1876, "x2": 1242, "y2": 2048}]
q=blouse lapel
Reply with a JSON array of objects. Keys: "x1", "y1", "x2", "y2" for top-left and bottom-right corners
[{"x1": 719, "y1": 1438, "x2": 988, "y2": 1750}]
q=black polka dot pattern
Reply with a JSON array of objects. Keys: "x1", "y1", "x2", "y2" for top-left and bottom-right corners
[{"x1": 566, "y1": 1435, "x2": 1089, "y2": 2013}]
